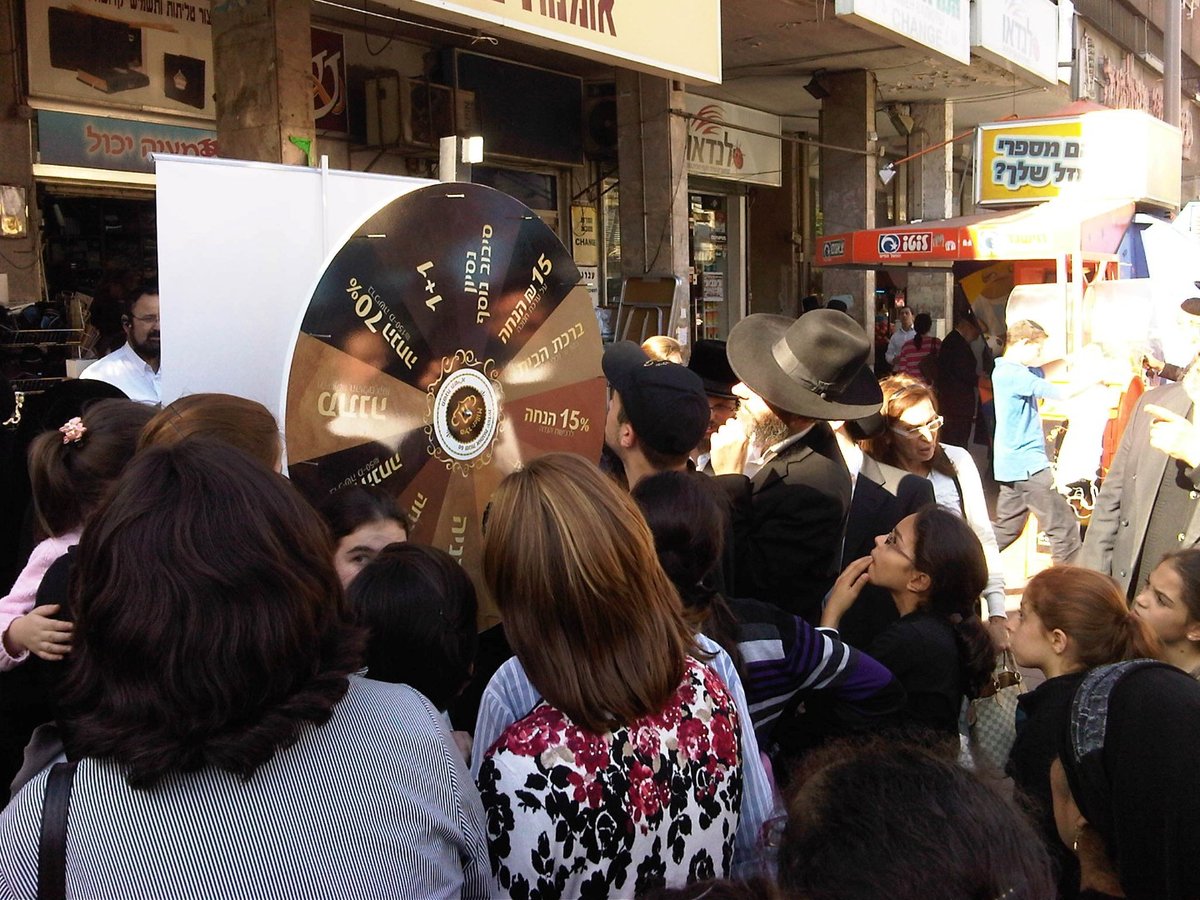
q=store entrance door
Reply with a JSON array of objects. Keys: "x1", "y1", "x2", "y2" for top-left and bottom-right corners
[{"x1": 689, "y1": 189, "x2": 745, "y2": 341}]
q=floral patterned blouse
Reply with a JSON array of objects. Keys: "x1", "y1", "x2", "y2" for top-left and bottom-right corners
[{"x1": 477, "y1": 658, "x2": 743, "y2": 899}]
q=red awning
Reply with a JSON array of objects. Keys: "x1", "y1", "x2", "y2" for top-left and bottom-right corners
[{"x1": 816, "y1": 197, "x2": 1135, "y2": 267}]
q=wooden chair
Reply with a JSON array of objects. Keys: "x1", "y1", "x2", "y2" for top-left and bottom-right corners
[{"x1": 613, "y1": 275, "x2": 681, "y2": 344}]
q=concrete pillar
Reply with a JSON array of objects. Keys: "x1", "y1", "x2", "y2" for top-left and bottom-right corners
[
  {"x1": 0, "y1": 0, "x2": 40, "y2": 304},
  {"x1": 819, "y1": 71, "x2": 876, "y2": 337},
  {"x1": 212, "y1": 0, "x2": 314, "y2": 165},
  {"x1": 905, "y1": 100, "x2": 955, "y2": 327},
  {"x1": 748, "y1": 140, "x2": 799, "y2": 316},
  {"x1": 615, "y1": 71, "x2": 689, "y2": 341}
]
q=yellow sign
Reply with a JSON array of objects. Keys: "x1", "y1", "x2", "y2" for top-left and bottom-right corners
[
  {"x1": 571, "y1": 205, "x2": 599, "y2": 267},
  {"x1": 976, "y1": 118, "x2": 1084, "y2": 206},
  {"x1": 392, "y1": 0, "x2": 722, "y2": 83}
]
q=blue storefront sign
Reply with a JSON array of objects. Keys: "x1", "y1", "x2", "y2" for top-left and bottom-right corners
[{"x1": 37, "y1": 109, "x2": 218, "y2": 174}]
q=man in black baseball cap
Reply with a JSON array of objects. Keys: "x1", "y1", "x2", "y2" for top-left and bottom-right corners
[{"x1": 603, "y1": 341, "x2": 710, "y2": 489}]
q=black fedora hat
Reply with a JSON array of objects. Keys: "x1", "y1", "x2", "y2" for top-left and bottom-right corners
[
  {"x1": 727, "y1": 310, "x2": 882, "y2": 420},
  {"x1": 687, "y1": 339, "x2": 737, "y2": 399}
]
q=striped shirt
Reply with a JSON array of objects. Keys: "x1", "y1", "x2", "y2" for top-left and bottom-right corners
[
  {"x1": 0, "y1": 677, "x2": 492, "y2": 900},
  {"x1": 732, "y1": 597, "x2": 904, "y2": 745},
  {"x1": 470, "y1": 634, "x2": 774, "y2": 879}
]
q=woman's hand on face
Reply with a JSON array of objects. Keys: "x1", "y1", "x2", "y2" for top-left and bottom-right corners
[
  {"x1": 5, "y1": 605, "x2": 74, "y2": 661},
  {"x1": 821, "y1": 556, "x2": 873, "y2": 629}
]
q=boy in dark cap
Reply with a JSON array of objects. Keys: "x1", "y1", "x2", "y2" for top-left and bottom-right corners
[{"x1": 602, "y1": 341, "x2": 710, "y2": 489}]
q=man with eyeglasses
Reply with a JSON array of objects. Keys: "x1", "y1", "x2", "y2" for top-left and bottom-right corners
[
  {"x1": 80, "y1": 282, "x2": 161, "y2": 404},
  {"x1": 687, "y1": 339, "x2": 740, "y2": 474}
]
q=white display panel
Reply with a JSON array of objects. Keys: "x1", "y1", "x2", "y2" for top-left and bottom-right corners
[{"x1": 154, "y1": 154, "x2": 432, "y2": 427}]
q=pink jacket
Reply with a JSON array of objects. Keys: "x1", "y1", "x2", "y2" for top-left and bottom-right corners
[{"x1": 0, "y1": 528, "x2": 81, "y2": 670}]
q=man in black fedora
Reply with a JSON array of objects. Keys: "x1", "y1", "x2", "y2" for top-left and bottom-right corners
[
  {"x1": 688, "y1": 339, "x2": 739, "y2": 474},
  {"x1": 711, "y1": 309, "x2": 883, "y2": 620}
]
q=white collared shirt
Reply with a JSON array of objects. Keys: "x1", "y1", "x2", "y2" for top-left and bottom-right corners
[
  {"x1": 79, "y1": 342, "x2": 161, "y2": 404},
  {"x1": 760, "y1": 423, "x2": 815, "y2": 467}
]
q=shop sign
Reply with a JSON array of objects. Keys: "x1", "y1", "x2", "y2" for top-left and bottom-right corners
[
  {"x1": 822, "y1": 238, "x2": 846, "y2": 259},
  {"x1": 970, "y1": 0, "x2": 1059, "y2": 86},
  {"x1": 976, "y1": 118, "x2": 1084, "y2": 205},
  {"x1": 390, "y1": 0, "x2": 721, "y2": 84},
  {"x1": 312, "y1": 28, "x2": 347, "y2": 133},
  {"x1": 1078, "y1": 24, "x2": 1196, "y2": 161},
  {"x1": 878, "y1": 231, "x2": 933, "y2": 255},
  {"x1": 836, "y1": 0, "x2": 970, "y2": 64},
  {"x1": 37, "y1": 109, "x2": 218, "y2": 173},
  {"x1": 26, "y1": 0, "x2": 215, "y2": 118},
  {"x1": 571, "y1": 205, "x2": 599, "y2": 266},
  {"x1": 685, "y1": 97, "x2": 782, "y2": 187},
  {"x1": 577, "y1": 265, "x2": 599, "y2": 306}
]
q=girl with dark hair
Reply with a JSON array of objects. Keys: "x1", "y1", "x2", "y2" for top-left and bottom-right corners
[
  {"x1": 0, "y1": 439, "x2": 491, "y2": 897},
  {"x1": 1050, "y1": 661, "x2": 1200, "y2": 899},
  {"x1": 865, "y1": 374, "x2": 1009, "y2": 647},
  {"x1": 347, "y1": 543, "x2": 479, "y2": 758},
  {"x1": 821, "y1": 506, "x2": 995, "y2": 739},
  {"x1": 631, "y1": 471, "x2": 904, "y2": 749},
  {"x1": 474, "y1": 453, "x2": 749, "y2": 895},
  {"x1": 0, "y1": 399, "x2": 153, "y2": 670},
  {"x1": 894, "y1": 311, "x2": 941, "y2": 381},
  {"x1": 780, "y1": 738, "x2": 1055, "y2": 900},
  {"x1": 318, "y1": 485, "x2": 409, "y2": 588},
  {"x1": 1006, "y1": 567, "x2": 1162, "y2": 897},
  {"x1": 1133, "y1": 549, "x2": 1200, "y2": 678}
]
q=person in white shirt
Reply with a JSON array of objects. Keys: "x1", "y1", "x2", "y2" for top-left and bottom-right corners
[
  {"x1": 884, "y1": 306, "x2": 916, "y2": 367},
  {"x1": 81, "y1": 285, "x2": 161, "y2": 404}
]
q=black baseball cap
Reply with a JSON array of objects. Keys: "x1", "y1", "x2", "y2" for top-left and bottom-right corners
[{"x1": 602, "y1": 341, "x2": 709, "y2": 455}]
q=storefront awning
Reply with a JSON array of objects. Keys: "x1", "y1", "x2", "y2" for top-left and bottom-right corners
[{"x1": 815, "y1": 196, "x2": 1135, "y2": 268}]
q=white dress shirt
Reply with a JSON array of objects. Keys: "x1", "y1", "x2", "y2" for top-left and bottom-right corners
[{"x1": 80, "y1": 342, "x2": 161, "y2": 404}]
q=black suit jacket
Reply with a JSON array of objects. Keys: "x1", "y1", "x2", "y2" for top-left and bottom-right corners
[
  {"x1": 720, "y1": 422, "x2": 852, "y2": 621},
  {"x1": 837, "y1": 457, "x2": 936, "y2": 648}
]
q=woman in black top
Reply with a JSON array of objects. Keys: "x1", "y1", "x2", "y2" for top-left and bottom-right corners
[{"x1": 821, "y1": 506, "x2": 994, "y2": 740}]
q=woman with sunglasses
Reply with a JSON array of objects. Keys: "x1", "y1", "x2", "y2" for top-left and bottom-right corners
[
  {"x1": 821, "y1": 506, "x2": 995, "y2": 744},
  {"x1": 864, "y1": 374, "x2": 1009, "y2": 647}
]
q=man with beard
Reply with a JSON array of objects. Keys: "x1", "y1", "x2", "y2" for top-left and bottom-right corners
[
  {"x1": 710, "y1": 310, "x2": 882, "y2": 620},
  {"x1": 81, "y1": 284, "x2": 161, "y2": 404}
]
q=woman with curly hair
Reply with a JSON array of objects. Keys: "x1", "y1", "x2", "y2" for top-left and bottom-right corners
[{"x1": 0, "y1": 439, "x2": 490, "y2": 898}]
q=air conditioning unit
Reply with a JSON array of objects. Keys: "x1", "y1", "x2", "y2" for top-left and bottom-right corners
[
  {"x1": 364, "y1": 74, "x2": 400, "y2": 146},
  {"x1": 400, "y1": 78, "x2": 477, "y2": 147}
]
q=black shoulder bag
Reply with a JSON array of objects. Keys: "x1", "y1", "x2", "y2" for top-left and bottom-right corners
[{"x1": 37, "y1": 761, "x2": 78, "y2": 900}]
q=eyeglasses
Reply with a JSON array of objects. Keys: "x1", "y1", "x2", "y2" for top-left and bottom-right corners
[
  {"x1": 891, "y1": 415, "x2": 944, "y2": 441},
  {"x1": 883, "y1": 528, "x2": 914, "y2": 562},
  {"x1": 128, "y1": 313, "x2": 160, "y2": 325},
  {"x1": 709, "y1": 398, "x2": 739, "y2": 415}
]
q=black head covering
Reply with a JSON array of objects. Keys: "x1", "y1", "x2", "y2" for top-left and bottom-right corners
[{"x1": 1061, "y1": 660, "x2": 1200, "y2": 900}]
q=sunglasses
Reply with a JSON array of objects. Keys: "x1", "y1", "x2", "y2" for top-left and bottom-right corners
[{"x1": 891, "y1": 415, "x2": 944, "y2": 440}]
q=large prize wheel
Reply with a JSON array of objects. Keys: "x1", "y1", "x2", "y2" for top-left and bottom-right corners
[{"x1": 284, "y1": 183, "x2": 604, "y2": 625}]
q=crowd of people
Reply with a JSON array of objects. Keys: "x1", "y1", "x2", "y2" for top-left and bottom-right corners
[{"x1": 0, "y1": 289, "x2": 1199, "y2": 900}]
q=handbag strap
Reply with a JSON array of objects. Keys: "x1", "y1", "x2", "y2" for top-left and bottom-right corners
[{"x1": 37, "y1": 760, "x2": 78, "y2": 900}]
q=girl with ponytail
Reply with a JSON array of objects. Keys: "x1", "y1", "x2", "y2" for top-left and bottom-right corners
[
  {"x1": 823, "y1": 505, "x2": 994, "y2": 741},
  {"x1": 0, "y1": 399, "x2": 154, "y2": 669},
  {"x1": 1006, "y1": 566, "x2": 1162, "y2": 897}
]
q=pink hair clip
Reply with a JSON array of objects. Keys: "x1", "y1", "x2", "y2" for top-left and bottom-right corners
[{"x1": 59, "y1": 417, "x2": 87, "y2": 445}]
